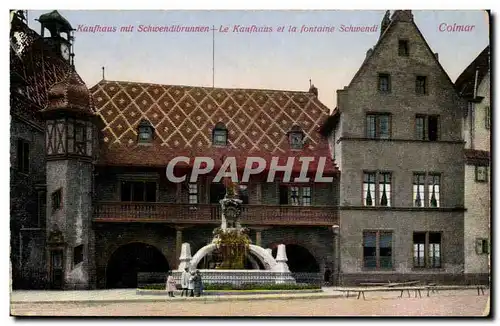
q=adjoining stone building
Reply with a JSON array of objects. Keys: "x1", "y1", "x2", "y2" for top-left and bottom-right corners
[
  {"x1": 321, "y1": 10, "x2": 471, "y2": 284},
  {"x1": 454, "y1": 46, "x2": 491, "y2": 283}
]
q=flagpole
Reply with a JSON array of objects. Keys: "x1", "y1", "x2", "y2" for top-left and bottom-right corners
[{"x1": 212, "y1": 25, "x2": 215, "y2": 88}]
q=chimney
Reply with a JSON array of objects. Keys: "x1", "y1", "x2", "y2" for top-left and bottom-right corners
[
  {"x1": 309, "y1": 84, "x2": 318, "y2": 97},
  {"x1": 366, "y1": 48, "x2": 373, "y2": 59},
  {"x1": 391, "y1": 10, "x2": 413, "y2": 22},
  {"x1": 380, "y1": 10, "x2": 391, "y2": 38},
  {"x1": 434, "y1": 53, "x2": 439, "y2": 61}
]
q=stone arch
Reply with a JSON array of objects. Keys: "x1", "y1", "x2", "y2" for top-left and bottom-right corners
[
  {"x1": 190, "y1": 244, "x2": 276, "y2": 270},
  {"x1": 105, "y1": 242, "x2": 170, "y2": 288},
  {"x1": 267, "y1": 242, "x2": 320, "y2": 273}
]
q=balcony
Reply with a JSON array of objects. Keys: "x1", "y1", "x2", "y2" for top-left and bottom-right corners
[{"x1": 93, "y1": 202, "x2": 338, "y2": 226}]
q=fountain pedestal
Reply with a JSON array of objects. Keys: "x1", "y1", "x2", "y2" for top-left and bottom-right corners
[
  {"x1": 178, "y1": 243, "x2": 192, "y2": 271},
  {"x1": 174, "y1": 183, "x2": 295, "y2": 285}
]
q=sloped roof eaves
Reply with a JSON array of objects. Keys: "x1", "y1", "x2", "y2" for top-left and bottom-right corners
[
  {"x1": 454, "y1": 46, "x2": 490, "y2": 98},
  {"x1": 319, "y1": 108, "x2": 340, "y2": 138},
  {"x1": 97, "y1": 144, "x2": 338, "y2": 174}
]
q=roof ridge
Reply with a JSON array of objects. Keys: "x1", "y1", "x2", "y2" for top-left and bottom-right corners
[{"x1": 93, "y1": 79, "x2": 317, "y2": 95}]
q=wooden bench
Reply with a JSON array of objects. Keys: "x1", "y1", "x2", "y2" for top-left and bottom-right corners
[{"x1": 339, "y1": 284, "x2": 488, "y2": 300}]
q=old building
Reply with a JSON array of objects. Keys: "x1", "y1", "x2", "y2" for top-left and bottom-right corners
[
  {"x1": 89, "y1": 81, "x2": 339, "y2": 288},
  {"x1": 321, "y1": 10, "x2": 470, "y2": 284},
  {"x1": 12, "y1": 9, "x2": 489, "y2": 290},
  {"x1": 11, "y1": 10, "x2": 341, "y2": 290},
  {"x1": 10, "y1": 10, "x2": 80, "y2": 289},
  {"x1": 455, "y1": 46, "x2": 491, "y2": 282}
]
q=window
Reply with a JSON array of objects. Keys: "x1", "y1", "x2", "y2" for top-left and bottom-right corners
[
  {"x1": 428, "y1": 174, "x2": 440, "y2": 208},
  {"x1": 413, "y1": 173, "x2": 425, "y2": 207},
  {"x1": 485, "y1": 106, "x2": 490, "y2": 130},
  {"x1": 363, "y1": 172, "x2": 375, "y2": 206},
  {"x1": 398, "y1": 40, "x2": 409, "y2": 56},
  {"x1": 210, "y1": 182, "x2": 226, "y2": 203},
  {"x1": 17, "y1": 139, "x2": 30, "y2": 173},
  {"x1": 239, "y1": 185, "x2": 249, "y2": 204},
  {"x1": 379, "y1": 172, "x2": 391, "y2": 206},
  {"x1": 378, "y1": 73, "x2": 391, "y2": 92},
  {"x1": 475, "y1": 166, "x2": 488, "y2": 182},
  {"x1": 74, "y1": 122, "x2": 86, "y2": 144},
  {"x1": 475, "y1": 238, "x2": 490, "y2": 255},
  {"x1": 413, "y1": 172, "x2": 441, "y2": 208},
  {"x1": 213, "y1": 123, "x2": 228, "y2": 146},
  {"x1": 137, "y1": 120, "x2": 153, "y2": 143},
  {"x1": 73, "y1": 245, "x2": 84, "y2": 266},
  {"x1": 279, "y1": 185, "x2": 311, "y2": 206},
  {"x1": 301, "y1": 187, "x2": 311, "y2": 206},
  {"x1": 188, "y1": 183, "x2": 198, "y2": 204},
  {"x1": 416, "y1": 76, "x2": 427, "y2": 95},
  {"x1": 288, "y1": 125, "x2": 305, "y2": 149},
  {"x1": 51, "y1": 188, "x2": 62, "y2": 211},
  {"x1": 120, "y1": 181, "x2": 157, "y2": 202},
  {"x1": 363, "y1": 171, "x2": 391, "y2": 207},
  {"x1": 413, "y1": 232, "x2": 441, "y2": 268},
  {"x1": 366, "y1": 114, "x2": 391, "y2": 139},
  {"x1": 415, "y1": 115, "x2": 439, "y2": 141},
  {"x1": 363, "y1": 231, "x2": 392, "y2": 269},
  {"x1": 289, "y1": 132, "x2": 304, "y2": 149}
]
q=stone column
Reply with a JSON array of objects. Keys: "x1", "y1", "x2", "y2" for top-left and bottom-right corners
[
  {"x1": 332, "y1": 226, "x2": 341, "y2": 286},
  {"x1": 255, "y1": 230, "x2": 262, "y2": 247},
  {"x1": 252, "y1": 227, "x2": 268, "y2": 247},
  {"x1": 175, "y1": 226, "x2": 183, "y2": 268}
]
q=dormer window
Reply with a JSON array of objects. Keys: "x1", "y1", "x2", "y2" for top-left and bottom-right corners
[
  {"x1": 213, "y1": 123, "x2": 228, "y2": 146},
  {"x1": 288, "y1": 125, "x2": 305, "y2": 149},
  {"x1": 137, "y1": 119, "x2": 154, "y2": 143}
]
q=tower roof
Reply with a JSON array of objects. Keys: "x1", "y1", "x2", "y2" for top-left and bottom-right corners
[
  {"x1": 38, "y1": 10, "x2": 73, "y2": 31},
  {"x1": 42, "y1": 69, "x2": 95, "y2": 117}
]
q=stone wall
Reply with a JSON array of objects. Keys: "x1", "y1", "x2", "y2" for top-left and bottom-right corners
[{"x1": 10, "y1": 117, "x2": 46, "y2": 289}]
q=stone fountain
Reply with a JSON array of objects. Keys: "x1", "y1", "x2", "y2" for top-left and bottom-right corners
[{"x1": 174, "y1": 181, "x2": 295, "y2": 285}]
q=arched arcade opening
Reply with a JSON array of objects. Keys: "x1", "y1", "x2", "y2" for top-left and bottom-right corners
[
  {"x1": 106, "y1": 242, "x2": 169, "y2": 288},
  {"x1": 271, "y1": 244, "x2": 320, "y2": 273}
]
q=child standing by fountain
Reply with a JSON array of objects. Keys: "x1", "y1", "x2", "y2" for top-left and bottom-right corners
[
  {"x1": 180, "y1": 268, "x2": 190, "y2": 297},
  {"x1": 194, "y1": 270, "x2": 203, "y2": 297},
  {"x1": 166, "y1": 271, "x2": 176, "y2": 297},
  {"x1": 188, "y1": 271, "x2": 195, "y2": 297}
]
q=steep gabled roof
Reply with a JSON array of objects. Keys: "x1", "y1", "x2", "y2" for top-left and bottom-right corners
[
  {"x1": 91, "y1": 80, "x2": 338, "y2": 173},
  {"x1": 347, "y1": 10, "x2": 458, "y2": 94},
  {"x1": 455, "y1": 46, "x2": 490, "y2": 99}
]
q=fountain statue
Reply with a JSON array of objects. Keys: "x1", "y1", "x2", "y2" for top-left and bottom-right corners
[{"x1": 175, "y1": 178, "x2": 295, "y2": 285}]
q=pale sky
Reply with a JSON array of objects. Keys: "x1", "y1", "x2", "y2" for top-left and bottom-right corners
[{"x1": 28, "y1": 10, "x2": 489, "y2": 110}]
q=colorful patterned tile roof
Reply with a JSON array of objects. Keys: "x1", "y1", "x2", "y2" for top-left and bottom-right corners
[{"x1": 91, "y1": 80, "x2": 338, "y2": 173}]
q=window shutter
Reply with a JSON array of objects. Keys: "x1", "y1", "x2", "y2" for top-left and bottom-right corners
[
  {"x1": 475, "y1": 239, "x2": 483, "y2": 254},
  {"x1": 482, "y1": 240, "x2": 490, "y2": 254},
  {"x1": 279, "y1": 186, "x2": 288, "y2": 205}
]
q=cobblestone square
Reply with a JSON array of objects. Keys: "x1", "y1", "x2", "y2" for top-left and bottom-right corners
[{"x1": 10, "y1": 289, "x2": 489, "y2": 317}]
